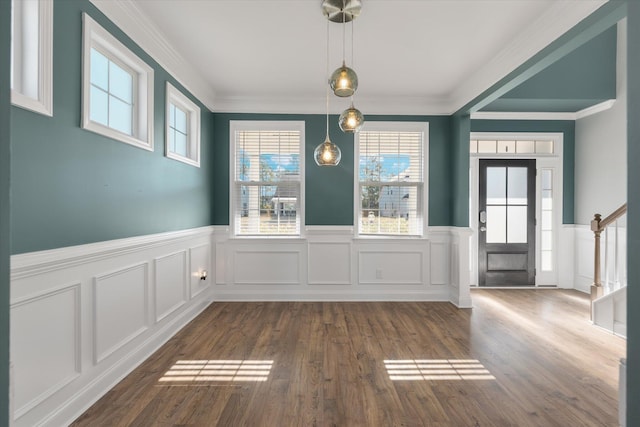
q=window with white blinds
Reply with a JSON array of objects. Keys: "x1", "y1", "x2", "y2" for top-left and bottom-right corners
[
  {"x1": 356, "y1": 122, "x2": 428, "y2": 236},
  {"x1": 230, "y1": 121, "x2": 304, "y2": 236}
]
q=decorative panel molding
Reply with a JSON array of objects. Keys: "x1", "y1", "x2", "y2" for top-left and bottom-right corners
[
  {"x1": 234, "y1": 250, "x2": 301, "y2": 285},
  {"x1": 430, "y1": 242, "x2": 449, "y2": 286},
  {"x1": 575, "y1": 226, "x2": 595, "y2": 293},
  {"x1": 308, "y1": 242, "x2": 351, "y2": 285},
  {"x1": 10, "y1": 226, "x2": 214, "y2": 427},
  {"x1": 11, "y1": 227, "x2": 215, "y2": 281},
  {"x1": 449, "y1": 228, "x2": 473, "y2": 308},
  {"x1": 93, "y1": 264, "x2": 149, "y2": 364},
  {"x1": 358, "y1": 251, "x2": 423, "y2": 285},
  {"x1": 155, "y1": 251, "x2": 188, "y2": 322},
  {"x1": 190, "y1": 244, "x2": 211, "y2": 298},
  {"x1": 212, "y1": 227, "x2": 469, "y2": 302},
  {"x1": 11, "y1": 284, "x2": 81, "y2": 418}
]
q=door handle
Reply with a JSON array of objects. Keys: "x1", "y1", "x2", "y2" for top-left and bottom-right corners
[
  {"x1": 480, "y1": 226, "x2": 486, "y2": 232},
  {"x1": 479, "y1": 210, "x2": 486, "y2": 224}
]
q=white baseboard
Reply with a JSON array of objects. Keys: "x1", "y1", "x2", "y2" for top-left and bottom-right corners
[
  {"x1": 41, "y1": 294, "x2": 212, "y2": 427},
  {"x1": 10, "y1": 226, "x2": 215, "y2": 427}
]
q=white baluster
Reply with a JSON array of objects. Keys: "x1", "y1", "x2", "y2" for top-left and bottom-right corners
[
  {"x1": 614, "y1": 219, "x2": 620, "y2": 291},
  {"x1": 604, "y1": 226, "x2": 610, "y2": 293}
]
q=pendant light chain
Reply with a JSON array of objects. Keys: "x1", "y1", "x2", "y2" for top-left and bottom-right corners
[
  {"x1": 342, "y1": 0, "x2": 346, "y2": 65},
  {"x1": 326, "y1": 18, "x2": 330, "y2": 139},
  {"x1": 351, "y1": 15, "x2": 355, "y2": 69}
]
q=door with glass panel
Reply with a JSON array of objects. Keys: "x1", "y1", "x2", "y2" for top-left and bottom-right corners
[{"x1": 479, "y1": 159, "x2": 536, "y2": 286}]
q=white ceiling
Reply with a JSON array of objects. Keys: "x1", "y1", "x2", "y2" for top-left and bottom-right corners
[{"x1": 93, "y1": 0, "x2": 607, "y2": 115}]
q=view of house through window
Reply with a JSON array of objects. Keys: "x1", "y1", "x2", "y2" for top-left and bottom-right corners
[
  {"x1": 232, "y1": 122, "x2": 304, "y2": 236},
  {"x1": 357, "y1": 124, "x2": 427, "y2": 236}
]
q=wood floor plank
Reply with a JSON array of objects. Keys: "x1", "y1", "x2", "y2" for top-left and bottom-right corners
[{"x1": 72, "y1": 290, "x2": 625, "y2": 427}]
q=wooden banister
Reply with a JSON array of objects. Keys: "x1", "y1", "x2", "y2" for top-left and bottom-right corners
[
  {"x1": 596, "y1": 203, "x2": 627, "y2": 231},
  {"x1": 590, "y1": 203, "x2": 627, "y2": 320}
]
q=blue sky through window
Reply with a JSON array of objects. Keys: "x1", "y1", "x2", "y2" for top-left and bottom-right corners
[{"x1": 359, "y1": 155, "x2": 411, "y2": 181}]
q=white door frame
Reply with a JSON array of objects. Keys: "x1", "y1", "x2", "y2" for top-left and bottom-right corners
[{"x1": 469, "y1": 132, "x2": 564, "y2": 287}]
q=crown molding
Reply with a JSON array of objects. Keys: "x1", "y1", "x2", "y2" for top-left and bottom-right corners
[
  {"x1": 575, "y1": 99, "x2": 616, "y2": 119},
  {"x1": 470, "y1": 99, "x2": 615, "y2": 121},
  {"x1": 470, "y1": 111, "x2": 577, "y2": 121},
  {"x1": 213, "y1": 95, "x2": 451, "y2": 116},
  {"x1": 449, "y1": 0, "x2": 607, "y2": 114},
  {"x1": 90, "y1": 0, "x2": 217, "y2": 112}
]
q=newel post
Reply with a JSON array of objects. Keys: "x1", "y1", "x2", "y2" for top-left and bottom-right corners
[{"x1": 590, "y1": 213, "x2": 603, "y2": 319}]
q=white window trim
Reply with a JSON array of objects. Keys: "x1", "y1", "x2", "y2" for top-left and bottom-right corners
[
  {"x1": 354, "y1": 121, "x2": 429, "y2": 238},
  {"x1": 165, "y1": 82, "x2": 201, "y2": 167},
  {"x1": 229, "y1": 120, "x2": 306, "y2": 238},
  {"x1": 81, "y1": 13, "x2": 154, "y2": 151},
  {"x1": 11, "y1": 0, "x2": 53, "y2": 116},
  {"x1": 469, "y1": 132, "x2": 564, "y2": 287}
]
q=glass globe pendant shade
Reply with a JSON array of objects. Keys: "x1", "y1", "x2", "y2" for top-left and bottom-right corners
[
  {"x1": 330, "y1": 63, "x2": 358, "y2": 97},
  {"x1": 314, "y1": 136, "x2": 342, "y2": 166},
  {"x1": 339, "y1": 102, "x2": 364, "y2": 133}
]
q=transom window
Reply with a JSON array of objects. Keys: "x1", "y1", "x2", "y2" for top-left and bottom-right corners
[
  {"x1": 165, "y1": 82, "x2": 201, "y2": 167},
  {"x1": 470, "y1": 139, "x2": 554, "y2": 154},
  {"x1": 356, "y1": 122, "x2": 428, "y2": 236},
  {"x1": 82, "y1": 13, "x2": 154, "y2": 151},
  {"x1": 230, "y1": 121, "x2": 305, "y2": 236}
]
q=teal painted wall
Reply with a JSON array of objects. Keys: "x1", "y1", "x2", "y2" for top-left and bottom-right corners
[
  {"x1": 627, "y1": 2, "x2": 639, "y2": 425},
  {"x1": 451, "y1": 115, "x2": 470, "y2": 227},
  {"x1": 10, "y1": 0, "x2": 214, "y2": 254},
  {"x1": 212, "y1": 114, "x2": 452, "y2": 227},
  {"x1": 0, "y1": 0, "x2": 11, "y2": 423},
  {"x1": 484, "y1": 26, "x2": 617, "y2": 112},
  {"x1": 470, "y1": 120, "x2": 575, "y2": 224}
]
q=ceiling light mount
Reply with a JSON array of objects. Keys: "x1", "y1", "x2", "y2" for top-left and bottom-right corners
[{"x1": 321, "y1": 0, "x2": 362, "y2": 23}]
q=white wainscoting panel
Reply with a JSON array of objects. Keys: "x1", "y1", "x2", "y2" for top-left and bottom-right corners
[
  {"x1": 429, "y1": 241, "x2": 449, "y2": 286},
  {"x1": 212, "y1": 227, "x2": 470, "y2": 302},
  {"x1": 449, "y1": 228, "x2": 473, "y2": 308},
  {"x1": 558, "y1": 225, "x2": 576, "y2": 289},
  {"x1": 190, "y1": 244, "x2": 211, "y2": 298},
  {"x1": 155, "y1": 251, "x2": 187, "y2": 322},
  {"x1": 93, "y1": 264, "x2": 148, "y2": 364},
  {"x1": 575, "y1": 225, "x2": 595, "y2": 293},
  {"x1": 10, "y1": 226, "x2": 214, "y2": 427},
  {"x1": 358, "y1": 251, "x2": 423, "y2": 285},
  {"x1": 11, "y1": 284, "x2": 81, "y2": 419},
  {"x1": 235, "y1": 251, "x2": 301, "y2": 285},
  {"x1": 308, "y1": 242, "x2": 351, "y2": 285}
]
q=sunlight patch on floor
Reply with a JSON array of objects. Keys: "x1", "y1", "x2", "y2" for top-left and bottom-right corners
[
  {"x1": 384, "y1": 359, "x2": 495, "y2": 381},
  {"x1": 159, "y1": 360, "x2": 273, "y2": 383}
]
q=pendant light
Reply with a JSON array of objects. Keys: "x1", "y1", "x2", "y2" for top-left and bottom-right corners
[
  {"x1": 326, "y1": 0, "x2": 360, "y2": 97},
  {"x1": 339, "y1": 99, "x2": 364, "y2": 133},
  {"x1": 338, "y1": 18, "x2": 364, "y2": 133},
  {"x1": 314, "y1": 18, "x2": 341, "y2": 166}
]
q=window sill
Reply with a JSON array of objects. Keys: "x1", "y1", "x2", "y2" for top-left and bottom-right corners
[
  {"x1": 229, "y1": 235, "x2": 306, "y2": 242},
  {"x1": 11, "y1": 91, "x2": 53, "y2": 117},
  {"x1": 353, "y1": 234, "x2": 427, "y2": 242},
  {"x1": 82, "y1": 121, "x2": 153, "y2": 151},
  {"x1": 166, "y1": 152, "x2": 200, "y2": 167}
]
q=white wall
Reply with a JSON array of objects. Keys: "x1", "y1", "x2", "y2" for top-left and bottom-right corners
[
  {"x1": 575, "y1": 20, "x2": 627, "y2": 225},
  {"x1": 214, "y1": 226, "x2": 472, "y2": 308},
  {"x1": 10, "y1": 225, "x2": 472, "y2": 426},
  {"x1": 10, "y1": 227, "x2": 214, "y2": 427}
]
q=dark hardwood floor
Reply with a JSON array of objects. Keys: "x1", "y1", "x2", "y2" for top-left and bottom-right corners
[{"x1": 72, "y1": 289, "x2": 625, "y2": 426}]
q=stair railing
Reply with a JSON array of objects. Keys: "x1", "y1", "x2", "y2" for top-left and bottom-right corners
[{"x1": 590, "y1": 203, "x2": 627, "y2": 318}]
